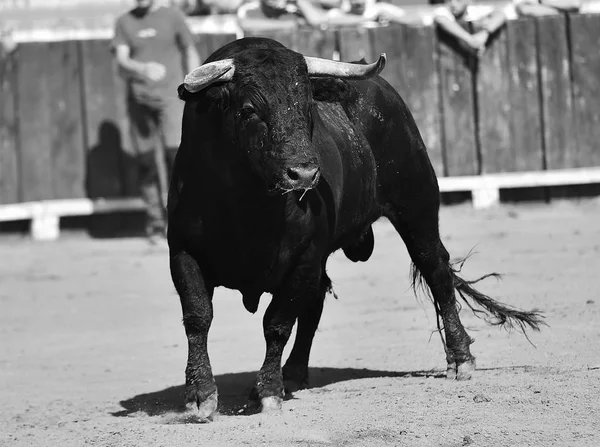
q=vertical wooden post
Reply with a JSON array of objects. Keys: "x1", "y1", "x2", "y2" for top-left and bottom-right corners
[
  {"x1": 505, "y1": 18, "x2": 544, "y2": 172},
  {"x1": 0, "y1": 49, "x2": 19, "y2": 205},
  {"x1": 398, "y1": 24, "x2": 443, "y2": 177},
  {"x1": 536, "y1": 15, "x2": 575, "y2": 170},
  {"x1": 436, "y1": 32, "x2": 479, "y2": 176},
  {"x1": 477, "y1": 25, "x2": 512, "y2": 173},
  {"x1": 569, "y1": 13, "x2": 600, "y2": 168}
]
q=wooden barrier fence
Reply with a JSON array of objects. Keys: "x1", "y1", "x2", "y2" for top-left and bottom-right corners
[{"x1": 1, "y1": 14, "x2": 600, "y2": 239}]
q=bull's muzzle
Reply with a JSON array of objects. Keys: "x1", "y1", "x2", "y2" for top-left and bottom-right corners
[{"x1": 283, "y1": 165, "x2": 320, "y2": 191}]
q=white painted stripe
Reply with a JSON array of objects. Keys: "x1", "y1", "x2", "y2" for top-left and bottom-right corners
[
  {"x1": 0, "y1": 198, "x2": 145, "y2": 222},
  {"x1": 438, "y1": 167, "x2": 600, "y2": 192},
  {"x1": 1, "y1": 168, "x2": 600, "y2": 223}
]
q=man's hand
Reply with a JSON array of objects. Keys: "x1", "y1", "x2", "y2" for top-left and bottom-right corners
[
  {"x1": 469, "y1": 30, "x2": 489, "y2": 55},
  {"x1": 143, "y1": 62, "x2": 167, "y2": 82}
]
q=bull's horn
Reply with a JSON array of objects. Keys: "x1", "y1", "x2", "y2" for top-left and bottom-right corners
[
  {"x1": 183, "y1": 59, "x2": 235, "y2": 93},
  {"x1": 304, "y1": 53, "x2": 386, "y2": 80}
]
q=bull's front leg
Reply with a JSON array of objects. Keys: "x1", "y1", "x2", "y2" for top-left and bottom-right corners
[
  {"x1": 255, "y1": 263, "x2": 321, "y2": 412},
  {"x1": 170, "y1": 250, "x2": 217, "y2": 420}
]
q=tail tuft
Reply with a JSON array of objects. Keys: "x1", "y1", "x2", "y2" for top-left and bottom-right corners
[
  {"x1": 410, "y1": 255, "x2": 546, "y2": 336},
  {"x1": 452, "y1": 270, "x2": 546, "y2": 334}
]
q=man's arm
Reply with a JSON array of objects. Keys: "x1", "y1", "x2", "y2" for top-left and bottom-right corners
[
  {"x1": 114, "y1": 44, "x2": 166, "y2": 82},
  {"x1": 434, "y1": 15, "x2": 479, "y2": 49},
  {"x1": 184, "y1": 45, "x2": 200, "y2": 73},
  {"x1": 540, "y1": 0, "x2": 581, "y2": 11},
  {"x1": 515, "y1": 1, "x2": 561, "y2": 16},
  {"x1": 171, "y1": 8, "x2": 201, "y2": 72},
  {"x1": 476, "y1": 9, "x2": 507, "y2": 35},
  {"x1": 295, "y1": 0, "x2": 369, "y2": 27}
]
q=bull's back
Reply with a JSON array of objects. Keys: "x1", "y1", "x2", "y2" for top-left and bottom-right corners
[{"x1": 347, "y1": 77, "x2": 440, "y2": 207}]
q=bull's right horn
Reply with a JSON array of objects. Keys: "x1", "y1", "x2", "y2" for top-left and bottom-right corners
[
  {"x1": 305, "y1": 53, "x2": 387, "y2": 80},
  {"x1": 183, "y1": 59, "x2": 235, "y2": 93}
]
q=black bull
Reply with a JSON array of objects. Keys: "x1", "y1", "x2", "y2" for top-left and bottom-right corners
[{"x1": 167, "y1": 37, "x2": 544, "y2": 419}]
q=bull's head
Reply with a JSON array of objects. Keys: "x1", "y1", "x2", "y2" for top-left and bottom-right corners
[{"x1": 179, "y1": 45, "x2": 386, "y2": 195}]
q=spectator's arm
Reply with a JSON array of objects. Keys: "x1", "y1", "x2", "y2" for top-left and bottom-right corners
[
  {"x1": 185, "y1": 45, "x2": 201, "y2": 73},
  {"x1": 296, "y1": 0, "x2": 368, "y2": 26},
  {"x1": 515, "y1": 2, "x2": 561, "y2": 16},
  {"x1": 540, "y1": 0, "x2": 582, "y2": 11},
  {"x1": 367, "y1": 3, "x2": 412, "y2": 24},
  {"x1": 476, "y1": 9, "x2": 507, "y2": 34},
  {"x1": 172, "y1": 8, "x2": 201, "y2": 72},
  {"x1": 112, "y1": 18, "x2": 147, "y2": 80},
  {"x1": 114, "y1": 44, "x2": 149, "y2": 80},
  {"x1": 434, "y1": 15, "x2": 478, "y2": 49}
]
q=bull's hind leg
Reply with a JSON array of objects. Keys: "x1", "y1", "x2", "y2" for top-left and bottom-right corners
[
  {"x1": 390, "y1": 213, "x2": 477, "y2": 380},
  {"x1": 385, "y1": 183, "x2": 543, "y2": 379},
  {"x1": 170, "y1": 250, "x2": 218, "y2": 420}
]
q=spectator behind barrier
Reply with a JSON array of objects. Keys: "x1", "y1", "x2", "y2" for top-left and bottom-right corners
[
  {"x1": 433, "y1": 0, "x2": 506, "y2": 56},
  {"x1": 0, "y1": 26, "x2": 16, "y2": 56},
  {"x1": 112, "y1": 0, "x2": 200, "y2": 244},
  {"x1": 237, "y1": 0, "x2": 301, "y2": 31},
  {"x1": 238, "y1": 0, "x2": 418, "y2": 30},
  {"x1": 293, "y1": 0, "x2": 416, "y2": 27},
  {"x1": 503, "y1": 0, "x2": 581, "y2": 18}
]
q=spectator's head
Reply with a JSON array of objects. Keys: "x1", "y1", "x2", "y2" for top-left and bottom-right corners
[
  {"x1": 446, "y1": 0, "x2": 471, "y2": 18},
  {"x1": 135, "y1": 0, "x2": 155, "y2": 11},
  {"x1": 260, "y1": 0, "x2": 290, "y2": 18}
]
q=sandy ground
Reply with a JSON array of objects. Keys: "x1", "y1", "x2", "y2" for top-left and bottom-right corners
[{"x1": 1, "y1": 200, "x2": 599, "y2": 447}]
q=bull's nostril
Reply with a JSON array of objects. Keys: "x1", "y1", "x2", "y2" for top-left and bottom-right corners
[
  {"x1": 287, "y1": 168, "x2": 300, "y2": 181},
  {"x1": 312, "y1": 169, "x2": 320, "y2": 181}
]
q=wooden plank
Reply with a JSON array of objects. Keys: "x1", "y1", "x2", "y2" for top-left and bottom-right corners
[
  {"x1": 79, "y1": 39, "x2": 131, "y2": 201},
  {"x1": 16, "y1": 42, "x2": 55, "y2": 201},
  {"x1": 294, "y1": 27, "x2": 336, "y2": 58},
  {"x1": 477, "y1": 25, "x2": 512, "y2": 173},
  {"x1": 337, "y1": 26, "x2": 373, "y2": 63},
  {"x1": 196, "y1": 33, "x2": 237, "y2": 61},
  {"x1": 0, "y1": 51, "x2": 20, "y2": 204},
  {"x1": 47, "y1": 40, "x2": 86, "y2": 200},
  {"x1": 435, "y1": 30, "x2": 478, "y2": 176},
  {"x1": 569, "y1": 13, "x2": 600, "y2": 168},
  {"x1": 536, "y1": 15, "x2": 575, "y2": 170},
  {"x1": 505, "y1": 17, "x2": 544, "y2": 172},
  {"x1": 397, "y1": 24, "x2": 443, "y2": 177},
  {"x1": 368, "y1": 25, "x2": 405, "y2": 94},
  {"x1": 241, "y1": 28, "x2": 296, "y2": 51}
]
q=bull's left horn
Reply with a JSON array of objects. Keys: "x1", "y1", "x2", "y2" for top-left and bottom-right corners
[
  {"x1": 183, "y1": 59, "x2": 235, "y2": 93},
  {"x1": 304, "y1": 53, "x2": 386, "y2": 80}
]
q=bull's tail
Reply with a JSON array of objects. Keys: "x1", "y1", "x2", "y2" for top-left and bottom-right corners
[{"x1": 411, "y1": 256, "x2": 546, "y2": 335}]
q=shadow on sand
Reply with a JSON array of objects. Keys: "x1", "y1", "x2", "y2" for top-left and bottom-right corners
[{"x1": 111, "y1": 367, "x2": 444, "y2": 418}]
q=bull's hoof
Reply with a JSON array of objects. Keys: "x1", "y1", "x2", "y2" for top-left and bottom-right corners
[
  {"x1": 284, "y1": 377, "x2": 308, "y2": 394},
  {"x1": 282, "y1": 364, "x2": 309, "y2": 394},
  {"x1": 446, "y1": 358, "x2": 476, "y2": 381},
  {"x1": 260, "y1": 396, "x2": 283, "y2": 413},
  {"x1": 186, "y1": 391, "x2": 218, "y2": 422}
]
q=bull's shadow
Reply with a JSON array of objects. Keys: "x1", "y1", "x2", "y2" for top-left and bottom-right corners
[{"x1": 111, "y1": 367, "x2": 444, "y2": 417}]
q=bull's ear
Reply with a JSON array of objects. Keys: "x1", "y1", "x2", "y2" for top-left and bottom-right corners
[
  {"x1": 179, "y1": 84, "x2": 230, "y2": 114},
  {"x1": 178, "y1": 83, "x2": 198, "y2": 101},
  {"x1": 311, "y1": 78, "x2": 353, "y2": 103}
]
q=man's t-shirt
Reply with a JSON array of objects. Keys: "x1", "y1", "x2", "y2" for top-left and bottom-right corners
[{"x1": 113, "y1": 6, "x2": 196, "y2": 106}]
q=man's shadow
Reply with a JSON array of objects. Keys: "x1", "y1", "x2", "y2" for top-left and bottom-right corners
[
  {"x1": 86, "y1": 120, "x2": 144, "y2": 238},
  {"x1": 111, "y1": 367, "x2": 444, "y2": 418}
]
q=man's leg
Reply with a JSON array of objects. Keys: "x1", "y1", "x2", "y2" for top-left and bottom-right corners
[
  {"x1": 128, "y1": 98, "x2": 166, "y2": 240},
  {"x1": 159, "y1": 96, "x2": 185, "y2": 191}
]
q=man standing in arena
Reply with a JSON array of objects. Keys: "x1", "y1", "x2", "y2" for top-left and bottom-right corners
[{"x1": 113, "y1": 0, "x2": 200, "y2": 243}]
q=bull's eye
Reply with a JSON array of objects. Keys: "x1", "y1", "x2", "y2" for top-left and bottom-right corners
[{"x1": 237, "y1": 104, "x2": 256, "y2": 121}]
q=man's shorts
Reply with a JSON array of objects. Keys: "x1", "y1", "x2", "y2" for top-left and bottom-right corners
[{"x1": 128, "y1": 95, "x2": 185, "y2": 155}]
